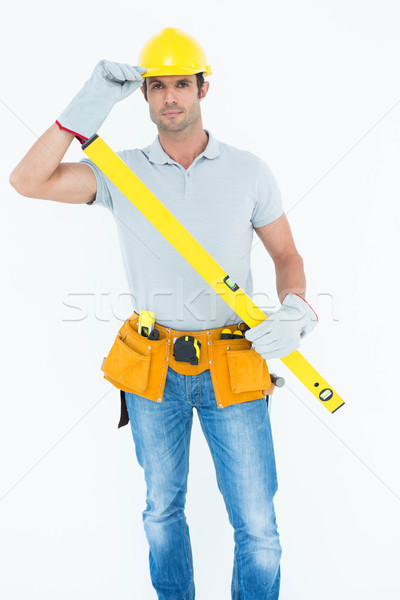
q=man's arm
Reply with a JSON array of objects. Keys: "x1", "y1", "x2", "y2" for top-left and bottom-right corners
[
  {"x1": 10, "y1": 61, "x2": 147, "y2": 205},
  {"x1": 9, "y1": 123, "x2": 97, "y2": 204},
  {"x1": 245, "y1": 213, "x2": 318, "y2": 360},
  {"x1": 254, "y1": 213, "x2": 306, "y2": 303}
]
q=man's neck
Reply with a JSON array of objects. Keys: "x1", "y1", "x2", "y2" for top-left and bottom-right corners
[{"x1": 157, "y1": 125, "x2": 209, "y2": 170}]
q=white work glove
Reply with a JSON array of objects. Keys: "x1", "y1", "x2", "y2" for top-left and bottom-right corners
[
  {"x1": 245, "y1": 293, "x2": 318, "y2": 359},
  {"x1": 56, "y1": 60, "x2": 147, "y2": 143}
]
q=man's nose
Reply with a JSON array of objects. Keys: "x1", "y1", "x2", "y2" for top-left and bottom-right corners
[{"x1": 163, "y1": 88, "x2": 178, "y2": 104}]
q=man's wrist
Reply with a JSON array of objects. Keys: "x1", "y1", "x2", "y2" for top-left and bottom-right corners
[
  {"x1": 281, "y1": 290, "x2": 305, "y2": 303},
  {"x1": 55, "y1": 120, "x2": 88, "y2": 144},
  {"x1": 282, "y1": 293, "x2": 319, "y2": 323}
]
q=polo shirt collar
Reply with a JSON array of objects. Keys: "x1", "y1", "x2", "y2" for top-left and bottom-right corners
[{"x1": 148, "y1": 129, "x2": 219, "y2": 165}]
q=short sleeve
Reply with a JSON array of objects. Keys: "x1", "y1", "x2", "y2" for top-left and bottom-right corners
[
  {"x1": 251, "y1": 159, "x2": 284, "y2": 228},
  {"x1": 79, "y1": 156, "x2": 114, "y2": 211}
]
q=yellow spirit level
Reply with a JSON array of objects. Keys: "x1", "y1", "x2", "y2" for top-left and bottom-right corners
[{"x1": 82, "y1": 135, "x2": 344, "y2": 413}]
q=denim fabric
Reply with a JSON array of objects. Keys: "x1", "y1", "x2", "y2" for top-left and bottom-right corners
[{"x1": 125, "y1": 367, "x2": 282, "y2": 599}]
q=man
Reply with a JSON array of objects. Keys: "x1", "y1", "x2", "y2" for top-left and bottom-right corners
[{"x1": 10, "y1": 27, "x2": 317, "y2": 600}]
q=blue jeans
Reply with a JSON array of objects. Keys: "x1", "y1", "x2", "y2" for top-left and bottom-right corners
[{"x1": 125, "y1": 367, "x2": 282, "y2": 599}]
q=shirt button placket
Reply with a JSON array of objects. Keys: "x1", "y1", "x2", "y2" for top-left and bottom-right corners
[{"x1": 184, "y1": 170, "x2": 191, "y2": 197}]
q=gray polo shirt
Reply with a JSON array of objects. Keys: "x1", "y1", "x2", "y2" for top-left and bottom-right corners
[{"x1": 80, "y1": 130, "x2": 284, "y2": 330}]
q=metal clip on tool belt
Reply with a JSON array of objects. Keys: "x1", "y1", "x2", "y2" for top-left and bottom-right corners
[{"x1": 100, "y1": 313, "x2": 273, "y2": 428}]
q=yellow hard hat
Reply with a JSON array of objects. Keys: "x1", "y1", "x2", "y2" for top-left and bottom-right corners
[{"x1": 139, "y1": 27, "x2": 212, "y2": 78}]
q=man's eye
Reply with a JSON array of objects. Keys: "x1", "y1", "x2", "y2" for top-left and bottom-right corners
[{"x1": 178, "y1": 82, "x2": 188, "y2": 87}]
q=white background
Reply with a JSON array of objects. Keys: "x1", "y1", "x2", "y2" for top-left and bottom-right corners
[{"x1": 1, "y1": 1, "x2": 400, "y2": 598}]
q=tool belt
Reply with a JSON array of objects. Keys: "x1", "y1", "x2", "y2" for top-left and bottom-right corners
[{"x1": 101, "y1": 312, "x2": 271, "y2": 428}]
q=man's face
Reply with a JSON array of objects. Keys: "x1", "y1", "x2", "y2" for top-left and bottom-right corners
[{"x1": 141, "y1": 74, "x2": 209, "y2": 133}]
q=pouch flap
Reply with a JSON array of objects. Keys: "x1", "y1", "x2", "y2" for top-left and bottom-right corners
[{"x1": 226, "y1": 349, "x2": 270, "y2": 393}]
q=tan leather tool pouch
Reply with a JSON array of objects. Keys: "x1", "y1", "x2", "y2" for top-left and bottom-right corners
[
  {"x1": 209, "y1": 338, "x2": 271, "y2": 408},
  {"x1": 101, "y1": 316, "x2": 169, "y2": 402},
  {"x1": 101, "y1": 314, "x2": 271, "y2": 410}
]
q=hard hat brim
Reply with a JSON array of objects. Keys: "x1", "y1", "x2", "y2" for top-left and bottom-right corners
[{"x1": 141, "y1": 65, "x2": 212, "y2": 78}]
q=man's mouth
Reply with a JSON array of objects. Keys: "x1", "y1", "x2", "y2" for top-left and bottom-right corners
[{"x1": 162, "y1": 111, "x2": 182, "y2": 117}]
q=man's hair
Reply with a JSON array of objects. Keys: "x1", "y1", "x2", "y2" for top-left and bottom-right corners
[{"x1": 142, "y1": 73, "x2": 205, "y2": 101}]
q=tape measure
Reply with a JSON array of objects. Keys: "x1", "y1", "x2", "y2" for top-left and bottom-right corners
[
  {"x1": 82, "y1": 135, "x2": 344, "y2": 413},
  {"x1": 173, "y1": 335, "x2": 201, "y2": 365},
  {"x1": 138, "y1": 310, "x2": 155, "y2": 337}
]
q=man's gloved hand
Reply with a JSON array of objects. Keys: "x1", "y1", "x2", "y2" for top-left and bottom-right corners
[
  {"x1": 245, "y1": 293, "x2": 318, "y2": 360},
  {"x1": 56, "y1": 60, "x2": 147, "y2": 143}
]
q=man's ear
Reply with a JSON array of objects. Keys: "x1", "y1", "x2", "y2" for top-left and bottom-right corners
[
  {"x1": 199, "y1": 80, "x2": 210, "y2": 101},
  {"x1": 140, "y1": 85, "x2": 148, "y2": 102}
]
